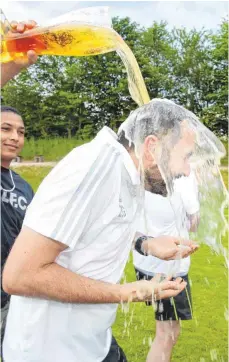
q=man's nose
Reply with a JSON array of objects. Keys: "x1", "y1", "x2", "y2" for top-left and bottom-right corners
[
  {"x1": 10, "y1": 129, "x2": 19, "y2": 141},
  {"x1": 184, "y1": 163, "x2": 191, "y2": 177}
]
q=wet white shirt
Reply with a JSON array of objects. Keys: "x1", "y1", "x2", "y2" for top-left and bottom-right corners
[
  {"x1": 133, "y1": 172, "x2": 199, "y2": 277},
  {"x1": 3, "y1": 127, "x2": 142, "y2": 362}
]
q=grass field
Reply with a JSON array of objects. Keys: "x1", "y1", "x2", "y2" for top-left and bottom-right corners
[
  {"x1": 19, "y1": 138, "x2": 228, "y2": 167},
  {"x1": 221, "y1": 142, "x2": 228, "y2": 167},
  {"x1": 13, "y1": 167, "x2": 228, "y2": 362},
  {"x1": 20, "y1": 137, "x2": 89, "y2": 161}
]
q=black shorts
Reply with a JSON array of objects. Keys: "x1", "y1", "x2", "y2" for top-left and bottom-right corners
[
  {"x1": 135, "y1": 269, "x2": 192, "y2": 321},
  {"x1": 102, "y1": 336, "x2": 127, "y2": 362}
]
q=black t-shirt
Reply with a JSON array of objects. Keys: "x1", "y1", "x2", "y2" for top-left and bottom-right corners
[{"x1": 1, "y1": 167, "x2": 34, "y2": 307}]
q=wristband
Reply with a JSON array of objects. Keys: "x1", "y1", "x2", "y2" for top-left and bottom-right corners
[{"x1": 134, "y1": 235, "x2": 148, "y2": 255}]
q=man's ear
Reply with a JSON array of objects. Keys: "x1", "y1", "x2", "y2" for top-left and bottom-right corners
[{"x1": 144, "y1": 135, "x2": 158, "y2": 161}]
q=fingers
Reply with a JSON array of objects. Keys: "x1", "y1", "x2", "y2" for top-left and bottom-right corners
[
  {"x1": 179, "y1": 244, "x2": 199, "y2": 258},
  {"x1": 165, "y1": 247, "x2": 189, "y2": 260},
  {"x1": 152, "y1": 274, "x2": 163, "y2": 283},
  {"x1": 191, "y1": 244, "x2": 199, "y2": 252},
  {"x1": 155, "y1": 276, "x2": 185, "y2": 292},
  {"x1": 8, "y1": 20, "x2": 38, "y2": 66},
  {"x1": 16, "y1": 22, "x2": 26, "y2": 33},
  {"x1": 165, "y1": 275, "x2": 172, "y2": 282},
  {"x1": 151, "y1": 275, "x2": 173, "y2": 285},
  {"x1": 174, "y1": 238, "x2": 194, "y2": 247},
  {"x1": 10, "y1": 20, "x2": 37, "y2": 33},
  {"x1": 173, "y1": 277, "x2": 184, "y2": 284},
  {"x1": 159, "y1": 279, "x2": 184, "y2": 292},
  {"x1": 154, "y1": 278, "x2": 187, "y2": 300},
  {"x1": 156, "y1": 287, "x2": 184, "y2": 299},
  {"x1": 169, "y1": 242, "x2": 199, "y2": 260},
  {"x1": 131, "y1": 277, "x2": 186, "y2": 302},
  {"x1": 168, "y1": 247, "x2": 180, "y2": 257},
  {"x1": 14, "y1": 51, "x2": 38, "y2": 67},
  {"x1": 26, "y1": 20, "x2": 37, "y2": 29},
  {"x1": 180, "y1": 246, "x2": 192, "y2": 258},
  {"x1": 27, "y1": 50, "x2": 38, "y2": 65},
  {"x1": 10, "y1": 21, "x2": 26, "y2": 33},
  {"x1": 163, "y1": 247, "x2": 179, "y2": 261},
  {"x1": 174, "y1": 238, "x2": 193, "y2": 247},
  {"x1": 174, "y1": 238, "x2": 181, "y2": 245},
  {"x1": 177, "y1": 239, "x2": 199, "y2": 250},
  {"x1": 186, "y1": 244, "x2": 199, "y2": 257},
  {"x1": 9, "y1": 21, "x2": 18, "y2": 30}
]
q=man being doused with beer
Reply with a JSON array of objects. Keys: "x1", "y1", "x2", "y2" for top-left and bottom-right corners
[{"x1": 1, "y1": 20, "x2": 206, "y2": 362}]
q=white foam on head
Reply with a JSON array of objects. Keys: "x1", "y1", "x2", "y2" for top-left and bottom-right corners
[{"x1": 118, "y1": 98, "x2": 228, "y2": 260}]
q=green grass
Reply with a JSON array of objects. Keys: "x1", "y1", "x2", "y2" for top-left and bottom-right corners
[
  {"x1": 13, "y1": 167, "x2": 228, "y2": 362},
  {"x1": 20, "y1": 137, "x2": 90, "y2": 161},
  {"x1": 221, "y1": 171, "x2": 228, "y2": 188},
  {"x1": 12, "y1": 167, "x2": 53, "y2": 191},
  {"x1": 113, "y1": 247, "x2": 228, "y2": 362},
  {"x1": 221, "y1": 141, "x2": 228, "y2": 167}
]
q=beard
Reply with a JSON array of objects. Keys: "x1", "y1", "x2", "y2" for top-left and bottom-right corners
[
  {"x1": 144, "y1": 166, "x2": 186, "y2": 197},
  {"x1": 144, "y1": 165, "x2": 168, "y2": 197}
]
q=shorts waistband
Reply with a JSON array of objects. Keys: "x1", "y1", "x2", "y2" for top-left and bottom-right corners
[{"x1": 135, "y1": 266, "x2": 188, "y2": 278}]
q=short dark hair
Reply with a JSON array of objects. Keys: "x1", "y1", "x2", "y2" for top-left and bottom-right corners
[
  {"x1": 1, "y1": 105, "x2": 22, "y2": 117},
  {"x1": 117, "y1": 130, "x2": 135, "y2": 151}
]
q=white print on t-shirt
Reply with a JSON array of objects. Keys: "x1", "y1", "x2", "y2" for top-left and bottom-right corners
[{"x1": 1, "y1": 190, "x2": 28, "y2": 211}]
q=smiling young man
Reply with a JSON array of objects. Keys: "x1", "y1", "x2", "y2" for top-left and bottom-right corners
[{"x1": 1, "y1": 106, "x2": 34, "y2": 349}]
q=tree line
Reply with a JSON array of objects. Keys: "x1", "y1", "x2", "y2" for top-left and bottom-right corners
[{"x1": 2, "y1": 17, "x2": 228, "y2": 139}]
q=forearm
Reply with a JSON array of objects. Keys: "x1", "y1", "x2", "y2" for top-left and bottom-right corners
[
  {"x1": 1, "y1": 63, "x2": 22, "y2": 88},
  {"x1": 3, "y1": 262, "x2": 130, "y2": 304}
]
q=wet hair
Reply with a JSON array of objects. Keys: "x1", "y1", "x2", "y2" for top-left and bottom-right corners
[
  {"x1": 1, "y1": 105, "x2": 22, "y2": 117},
  {"x1": 117, "y1": 99, "x2": 195, "y2": 150}
]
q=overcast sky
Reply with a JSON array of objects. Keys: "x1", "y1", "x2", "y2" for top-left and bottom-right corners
[{"x1": 1, "y1": 1, "x2": 228, "y2": 31}]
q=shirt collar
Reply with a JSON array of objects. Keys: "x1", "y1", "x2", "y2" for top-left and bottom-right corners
[{"x1": 96, "y1": 127, "x2": 140, "y2": 185}]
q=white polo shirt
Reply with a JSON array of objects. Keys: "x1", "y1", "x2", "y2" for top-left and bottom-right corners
[
  {"x1": 3, "y1": 127, "x2": 142, "y2": 362},
  {"x1": 133, "y1": 172, "x2": 199, "y2": 277}
]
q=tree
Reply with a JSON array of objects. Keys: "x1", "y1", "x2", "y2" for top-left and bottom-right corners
[
  {"x1": 140, "y1": 21, "x2": 177, "y2": 99},
  {"x1": 2, "y1": 70, "x2": 44, "y2": 138},
  {"x1": 59, "y1": 17, "x2": 143, "y2": 134},
  {"x1": 2, "y1": 17, "x2": 227, "y2": 138},
  {"x1": 171, "y1": 28, "x2": 213, "y2": 115},
  {"x1": 202, "y1": 20, "x2": 228, "y2": 135}
]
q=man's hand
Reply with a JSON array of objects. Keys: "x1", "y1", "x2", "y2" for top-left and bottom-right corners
[
  {"x1": 1, "y1": 20, "x2": 38, "y2": 87},
  {"x1": 142, "y1": 235, "x2": 199, "y2": 261},
  {"x1": 121, "y1": 275, "x2": 186, "y2": 302}
]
